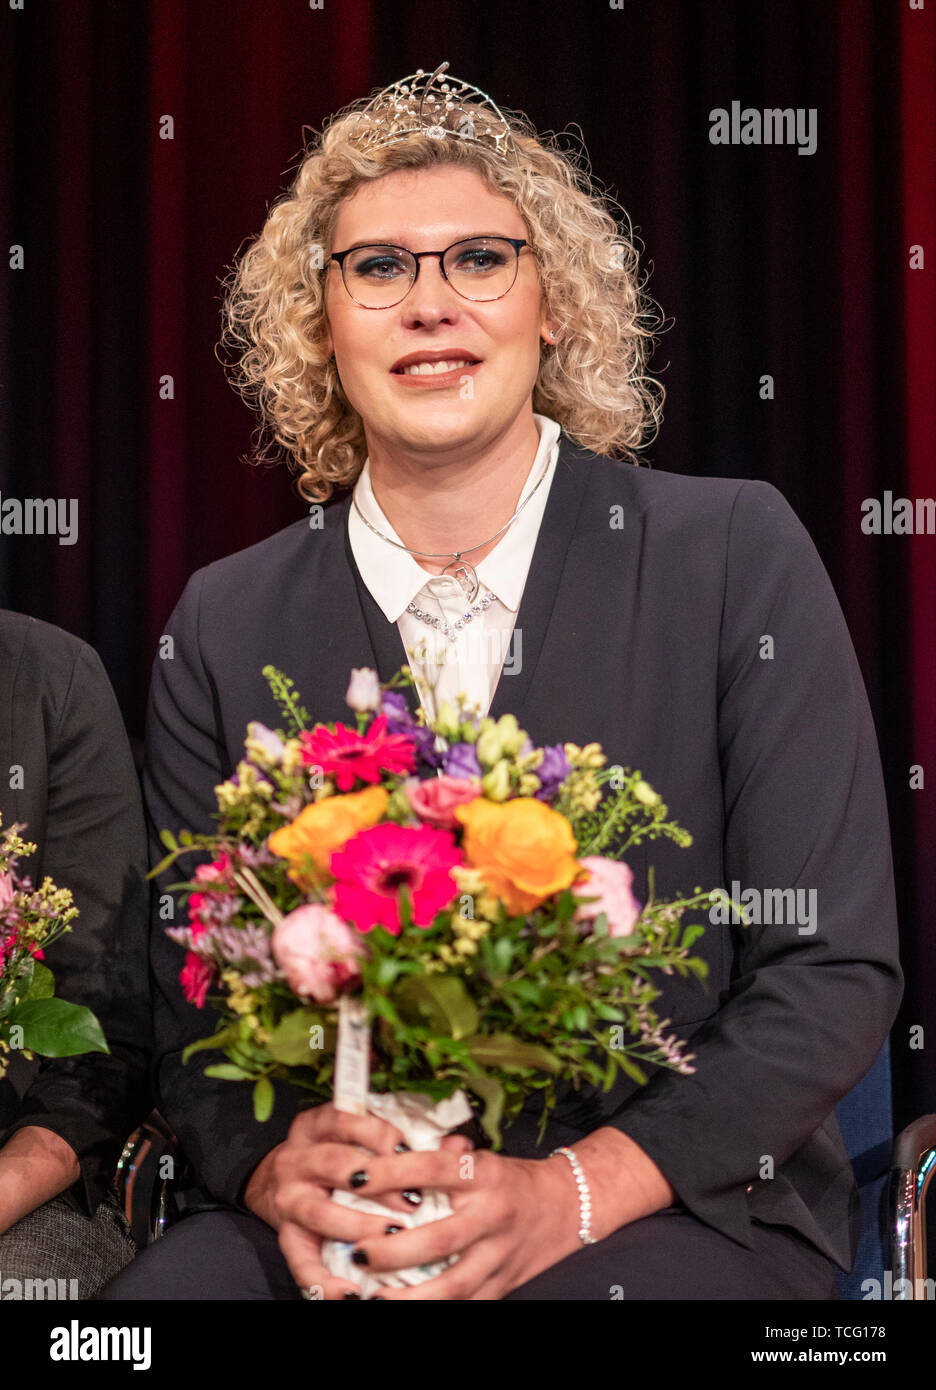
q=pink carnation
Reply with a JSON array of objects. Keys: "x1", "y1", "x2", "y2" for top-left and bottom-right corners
[
  {"x1": 187, "y1": 854, "x2": 235, "y2": 937},
  {"x1": 572, "y1": 856, "x2": 643, "y2": 938},
  {"x1": 272, "y1": 904, "x2": 365, "y2": 1003},
  {"x1": 180, "y1": 951, "x2": 217, "y2": 1008},
  {"x1": 405, "y1": 774, "x2": 480, "y2": 829}
]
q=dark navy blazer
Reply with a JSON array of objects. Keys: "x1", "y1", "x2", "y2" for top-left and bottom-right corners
[{"x1": 143, "y1": 435, "x2": 903, "y2": 1273}]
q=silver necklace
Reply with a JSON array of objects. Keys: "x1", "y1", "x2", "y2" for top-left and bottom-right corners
[
  {"x1": 406, "y1": 586, "x2": 499, "y2": 644},
  {"x1": 351, "y1": 446, "x2": 555, "y2": 603}
]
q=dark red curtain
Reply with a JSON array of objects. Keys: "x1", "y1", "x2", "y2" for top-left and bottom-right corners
[{"x1": 2, "y1": 0, "x2": 934, "y2": 1130}]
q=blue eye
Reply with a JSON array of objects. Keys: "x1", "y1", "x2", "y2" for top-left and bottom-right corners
[
  {"x1": 354, "y1": 254, "x2": 408, "y2": 280},
  {"x1": 452, "y1": 248, "x2": 508, "y2": 273}
]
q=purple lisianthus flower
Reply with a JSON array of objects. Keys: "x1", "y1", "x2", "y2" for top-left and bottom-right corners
[
  {"x1": 381, "y1": 690, "x2": 446, "y2": 770},
  {"x1": 444, "y1": 741, "x2": 482, "y2": 780},
  {"x1": 410, "y1": 723, "x2": 446, "y2": 770},
  {"x1": 534, "y1": 744, "x2": 571, "y2": 801},
  {"x1": 380, "y1": 690, "x2": 414, "y2": 730}
]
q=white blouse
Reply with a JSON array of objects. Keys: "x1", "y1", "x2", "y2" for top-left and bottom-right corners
[{"x1": 348, "y1": 414, "x2": 561, "y2": 732}]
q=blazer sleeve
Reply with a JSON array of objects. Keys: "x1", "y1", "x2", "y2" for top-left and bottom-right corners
[
  {"x1": 604, "y1": 479, "x2": 904, "y2": 1249},
  {"x1": 0, "y1": 642, "x2": 153, "y2": 1215},
  {"x1": 144, "y1": 569, "x2": 300, "y2": 1209}
]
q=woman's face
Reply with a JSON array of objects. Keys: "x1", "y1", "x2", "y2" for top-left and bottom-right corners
[{"x1": 323, "y1": 164, "x2": 554, "y2": 462}]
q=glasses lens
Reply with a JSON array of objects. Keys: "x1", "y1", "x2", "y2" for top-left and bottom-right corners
[
  {"x1": 343, "y1": 246, "x2": 416, "y2": 307},
  {"x1": 443, "y1": 238, "x2": 519, "y2": 301}
]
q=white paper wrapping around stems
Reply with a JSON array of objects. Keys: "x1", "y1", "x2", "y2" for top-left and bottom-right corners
[{"x1": 321, "y1": 1090, "x2": 473, "y2": 1296}]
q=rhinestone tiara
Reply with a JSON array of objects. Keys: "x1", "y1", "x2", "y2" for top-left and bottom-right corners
[{"x1": 344, "y1": 62, "x2": 522, "y2": 166}]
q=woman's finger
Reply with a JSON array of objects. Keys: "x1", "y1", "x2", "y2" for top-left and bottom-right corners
[
  {"x1": 277, "y1": 1219, "x2": 366, "y2": 1300},
  {"x1": 290, "y1": 1103, "x2": 408, "y2": 1156},
  {"x1": 276, "y1": 1181, "x2": 417, "y2": 1243}
]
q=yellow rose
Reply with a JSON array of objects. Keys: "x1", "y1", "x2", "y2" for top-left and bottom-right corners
[
  {"x1": 268, "y1": 785, "x2": 388, "y2": 887},
  {"x1": 452, "y1": 797, "x2": 580, "y2": 915}
]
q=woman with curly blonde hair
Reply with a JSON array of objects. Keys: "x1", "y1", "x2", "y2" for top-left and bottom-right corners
[
  {"x1": 104, "y1": 65, "x2": 900, "y2": 1303},
  {"x1": 219, "y1": 80, "x2": 664, "y2": 504}
]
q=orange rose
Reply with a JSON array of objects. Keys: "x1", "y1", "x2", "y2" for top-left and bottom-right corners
[
  {"x1": 268, "y1": 785, "x2": 388, "y2": 888},
  {"x1": 452, "y1": 797, "x2": 581, "y2": 915}
]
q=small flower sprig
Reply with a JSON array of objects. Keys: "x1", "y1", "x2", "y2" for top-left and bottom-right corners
[{"x1": 0, "y1": 814, "x2": 106, "y2": 1077}]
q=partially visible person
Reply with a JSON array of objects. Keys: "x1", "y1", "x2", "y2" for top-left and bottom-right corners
[{"x1": 0, "y1": 610, "x2": 152, "y2": 1297}]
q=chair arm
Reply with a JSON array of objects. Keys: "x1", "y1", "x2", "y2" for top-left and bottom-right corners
[{"x1": 888, "y1": 1114, "x2": 936, "y2": 1298}]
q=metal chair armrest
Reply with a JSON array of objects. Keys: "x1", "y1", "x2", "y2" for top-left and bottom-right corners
[{"x1": 888, "y1": 1114, "x2": 936, "y2": 1298}]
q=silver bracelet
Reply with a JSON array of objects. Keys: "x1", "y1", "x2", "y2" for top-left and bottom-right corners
[{"x1": 551, "y1": 1145, "x2": 597, "y2": 1245}]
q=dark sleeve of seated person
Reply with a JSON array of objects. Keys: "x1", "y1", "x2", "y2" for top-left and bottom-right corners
[{"x1": 0, "y1": 611, "x2": 153, "y2": 1220}]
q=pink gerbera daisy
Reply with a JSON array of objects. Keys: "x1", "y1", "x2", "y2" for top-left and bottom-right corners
[
  {"x1": 329, "y1": 823, "x2": 463, "y2": 934},
  {"x1": 299, "y1": 716, "x2": 416, "y2": 792}
]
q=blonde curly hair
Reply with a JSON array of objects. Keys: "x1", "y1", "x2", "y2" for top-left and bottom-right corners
[{"x1": 218, "y1": 89, "x2": 667, "y2": 505}]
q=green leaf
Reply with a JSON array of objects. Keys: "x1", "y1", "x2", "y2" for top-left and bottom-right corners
[
  {"x1": 253, "y1": 1076, "x2": 274, "y2": 1121},
  {"x1": 204, "y1": 1063, "x2": 254, "y2": 1080},
  {"x1": 492, "y1": 937, "x2": 513, "y2": 974},
  {"x1": 681, "y1": 923, "x2": 706, "y2": 949},
  {"x1": 267, "y1": 1008, "x2": 334, "y2": 1065},
  {"x1": 5, "y1": 998, "x2": 108, "y2": 1057},
  {"x1": 21, "y1": 960, "x2": 55, "y2": 1001},
  {"x1": 612, "y1": 1050, "x2": 648, "y2": 1086},
  {"x1": 509, "y1": 979, "x2": 545, "y2": 1006},
  {"x1": 376, "y1": 956, "x2": 401, "y2": 989},
  {"x1": 182, "y1": 1024, "x2": 240, "y2": 1064},
  {"x1": 572, "y1": 1004, "x2": 590, "y2": 1032},
  {"x1": 465, "y1": 1070, "x2": 505, "y2": 1148},
  {"x1": 394, "y1": 975, "x2": 479, "y2": 1040},
  {"x1": 464, "y1": 1033, "x2": 560, "y2": 1074},
  {"x1": 606, "y1": 934, "x2": 642, "y2": 950},
  {"x1": 14, "y1": 956, "x2": 35, "y2": 998}
]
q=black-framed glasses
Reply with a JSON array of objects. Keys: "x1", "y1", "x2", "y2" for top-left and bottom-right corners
[{"x1": 329, "y1": 236, "x2": 530, "y2": 309}]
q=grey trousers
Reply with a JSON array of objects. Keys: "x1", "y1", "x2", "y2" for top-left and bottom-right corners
[{"x1": 0, "y1": 1190, "x2": 136, "y2": 1300}]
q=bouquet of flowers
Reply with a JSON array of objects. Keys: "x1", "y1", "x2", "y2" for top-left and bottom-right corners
[
  {"x1": 155, "y1": 664, "x2": 729, "y2": 1291},
  {"x1": 0, "y1": 815, "x2": 109, "y2": 1078}
]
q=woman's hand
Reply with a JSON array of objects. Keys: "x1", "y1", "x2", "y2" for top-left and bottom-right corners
[
  {"x1": 242, "y1": 1102, "x2": 475, "y2": 1300},
  {"x1": 272, "y1": 1140, "x2": 583, "y2": 1301}
]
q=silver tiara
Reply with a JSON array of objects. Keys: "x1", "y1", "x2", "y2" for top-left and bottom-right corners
[{"x1": 345, "y1": 62, "x2": 521, "y2": 165}]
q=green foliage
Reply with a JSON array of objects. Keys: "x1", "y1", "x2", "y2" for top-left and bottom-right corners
[
  {"x1": 395, "y1": 975, "x2": 479, "y2": 1040},
  {"x1": 4, "y1": 998, "x2": 109, "y2": 1057},
  {"x1": 267, "y1": 1008, "x2": 335, "y2": 1065},
  {"x1": 253, "y1": 1076, "x2": 275, "y2": 1121},
  {"x1": 262, "y1": 665, "x2": 311, "y2": 736}
]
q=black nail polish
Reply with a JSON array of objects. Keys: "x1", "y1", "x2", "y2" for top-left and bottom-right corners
[
  {"x1": 342, "y1": 1290, "x2": 362, "y2": 1299},
  {"x1": 402, "y1": 1189, "x2": 423, "y2": 1206},
  {"x1": 393, "y1": 1142, "x2": 410, "y2": 1153},
  {"x1": 385, "y1": 1224, "x2": 402, "y2": 1235},
  {"x1": 349, "y1": 1170, "x2": 370, "y2": 1188},
  {"x1": 351, "y1": 1248, "x2": 369, "y2": 1266}
]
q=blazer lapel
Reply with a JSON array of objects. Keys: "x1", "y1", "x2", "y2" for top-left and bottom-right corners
[
  {"x1": 343, "y1": 509, "x2": 421, "y2": 721},
  {"x1": 488, "y1": 437, "x2": 593, "y2": 727}
]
